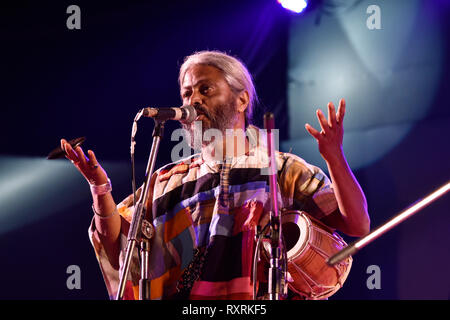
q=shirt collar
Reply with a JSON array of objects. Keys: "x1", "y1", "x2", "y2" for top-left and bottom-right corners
[{"x1": 200, "y1": 125, "x2": 270, "y2": 168}]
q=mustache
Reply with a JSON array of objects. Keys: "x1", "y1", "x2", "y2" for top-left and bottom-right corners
[{"x1": 194, "y1": 105, "x2": 211, "y2": 119}]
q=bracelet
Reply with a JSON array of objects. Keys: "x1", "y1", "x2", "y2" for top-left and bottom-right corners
[
  {"x1": 90, "y1": 178, "x2": 112, "y2": 196},
  {"x1": 92, "y1": 204, "x2": 118, "y2": 219}
]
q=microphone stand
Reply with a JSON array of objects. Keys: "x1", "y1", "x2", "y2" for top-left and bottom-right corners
[
  {"x1": 327, "y1": 181, "x2": 450, "y2": 266},
  {"x1": 115, "y1": 120, "x2": 164, "y2": 300},
  {"x1": 264, "y1": 112, "x2": 286, "y2": 300}
]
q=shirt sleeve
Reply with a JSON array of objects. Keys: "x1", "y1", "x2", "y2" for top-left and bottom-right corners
[
  {"x1": 87, "y1": 177, "x2": 156, "y2": 300},
  {"x1": 278, "y1": 152, "x2": 340, "y2": 221}
]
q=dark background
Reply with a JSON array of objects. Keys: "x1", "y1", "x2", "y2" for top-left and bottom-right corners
[{"x1": 0, "y1": 0, "x2": 448, "y2": 299}]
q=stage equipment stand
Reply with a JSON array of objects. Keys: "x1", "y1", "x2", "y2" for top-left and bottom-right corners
[
  {"x1": 328, "y1": 181, "x2": 450, "y2": 266},
  {"x1": 115, "y1": 120, "x2": 165, "y2": 300},
  {"x1": 264, "y1": 112, "x2": 287, "y2": 300}
]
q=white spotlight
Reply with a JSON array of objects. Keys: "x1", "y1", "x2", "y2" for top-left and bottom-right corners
[{"x1": 278, "y1": 0, "x2": 308, "y2": 13}]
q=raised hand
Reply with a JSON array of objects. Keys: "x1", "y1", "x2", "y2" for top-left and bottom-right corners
[
  {"x1": 60, "y1": 138, "x2": 109, "y2": 186},
  {"x1": 305, "y1": 98, "x2": 346, "y2": 164},
  {"x1": 61, "y1": 138, "x2": 120, "y2": 266}
]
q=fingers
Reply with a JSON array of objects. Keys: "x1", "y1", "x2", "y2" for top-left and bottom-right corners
[
  {"x1": 305, "y1": 123, "x2": 321, "y2": 140},
  {"x1": 61, "y1": 139, "x2": 88, "y2": 166},
  {"x1": 61, "y1": 139, "x2": 79, "y2": 163},
  {"x1": 327, "y1": 102, "x2": 337, "y2": 127},
  {"x1": 60, "y1": 139, "x2": 66, "y2": 151},
  {"x1": 61, "y1": 138, "x2": 107, "y2": 186},
  {"x1": 316, "y1": 109, "x2": 329, "y2": 134},
  {"x1": 87, "y1": 150, "x2": 100, "y2": 169},
  {"x1": 317, "y1": 99, "x2": 344, "y2": 133},
  {"x1": 74, "y1": 146, "x2": 89, "y2": 166},
  {"x1": 336, "y1": 98, "x2": 346, "y2": 124}
]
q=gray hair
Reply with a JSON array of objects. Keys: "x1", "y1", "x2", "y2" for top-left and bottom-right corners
[{"x1": 179, "y1": 50, "x2": 257, "y2": 127}]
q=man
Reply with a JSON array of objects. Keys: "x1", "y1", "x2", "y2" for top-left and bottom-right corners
[{"x1": 61, "y1": 50, "x2": 370, "y2": 300}]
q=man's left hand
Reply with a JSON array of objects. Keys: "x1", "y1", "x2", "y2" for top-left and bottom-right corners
[{"x1": 305, "y1": 98, "x2": 346, "y2": 163}]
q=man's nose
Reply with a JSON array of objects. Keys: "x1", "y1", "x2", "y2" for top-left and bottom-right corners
[{"x1": 188, "y1": 91, "x2": 202, "y2": 106}]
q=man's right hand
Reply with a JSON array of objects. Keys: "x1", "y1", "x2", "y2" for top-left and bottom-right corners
[
  {"x1": 60, "y1": 138, "x2": 109, "y2": 186},
  {"x1": 61, "y1": 138, "x2": 121, "y2": 267}
]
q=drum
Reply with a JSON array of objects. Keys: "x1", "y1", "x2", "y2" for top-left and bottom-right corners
[{"x1": 263, "y1": 210, "x2": 352, "y2": 300}]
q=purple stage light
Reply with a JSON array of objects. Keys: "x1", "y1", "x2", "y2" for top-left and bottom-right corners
[{"x1": 278, "y1": 0, "x2": 308, "y2": 13}]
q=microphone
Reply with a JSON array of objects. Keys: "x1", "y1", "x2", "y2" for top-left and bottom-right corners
[{"x1": 142, "y1": 105, "x2": 197, "y2": 124}]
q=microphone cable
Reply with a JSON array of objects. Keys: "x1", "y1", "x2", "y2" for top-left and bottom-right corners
[{"x1": 130, "y1": 109, "x2": 144, "y2": 208}]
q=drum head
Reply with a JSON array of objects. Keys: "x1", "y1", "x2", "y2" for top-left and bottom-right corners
[{"x1": 281, "y1": 212, "x2": 309, "y2": 261}]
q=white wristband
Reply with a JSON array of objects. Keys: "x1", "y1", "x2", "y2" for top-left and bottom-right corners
[{"x1": 90, "y1": 178, "x2": 112, "y2": 196}]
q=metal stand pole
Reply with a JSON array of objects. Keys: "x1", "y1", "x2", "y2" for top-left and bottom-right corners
[
  {"x1": 116, "y1": 120, "x2": 164, "y2": 300},
  {"x1": 264, "y1": 112, "x2": 285, "y2": 300},
  {"x1": 139, "y1": 238, "x2": 151, "y2": 300},
  {"x1": 328, "y1": 181, "x2": 450, "y2": 266}
]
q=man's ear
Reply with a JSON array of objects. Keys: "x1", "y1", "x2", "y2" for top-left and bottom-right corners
[{"x1": 237, "y1": 90, "x2": 249, "y2": 114}]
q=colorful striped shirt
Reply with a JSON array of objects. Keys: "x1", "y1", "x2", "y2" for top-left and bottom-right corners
[{"x1": 88, "y1": 130, "x2": 340, "y2": 300}]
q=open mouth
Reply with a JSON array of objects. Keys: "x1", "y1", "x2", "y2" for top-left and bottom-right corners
[
  {"x1": 195, "y1": 114, "x2": 208, "y2": 121},
  {"x1": 194, "y1": 107, "x2": 210, "y2": 121}
]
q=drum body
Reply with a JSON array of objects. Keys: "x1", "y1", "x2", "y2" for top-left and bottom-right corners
[{"x1": 264, "y1": 210, "x2": 352, "y2": 300}]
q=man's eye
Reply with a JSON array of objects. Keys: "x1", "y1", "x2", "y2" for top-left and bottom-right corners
[
  {"x1": 182, "y1": 91, "x2": 191, "y2": 98},
  {"x1": 200, "y1": 86, "x2": 211, "y2": 94}
]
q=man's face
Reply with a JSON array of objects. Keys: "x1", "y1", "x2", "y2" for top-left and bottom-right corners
[{"x1": 180, "y1": 64, "x2": 240, "y2": 146}]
